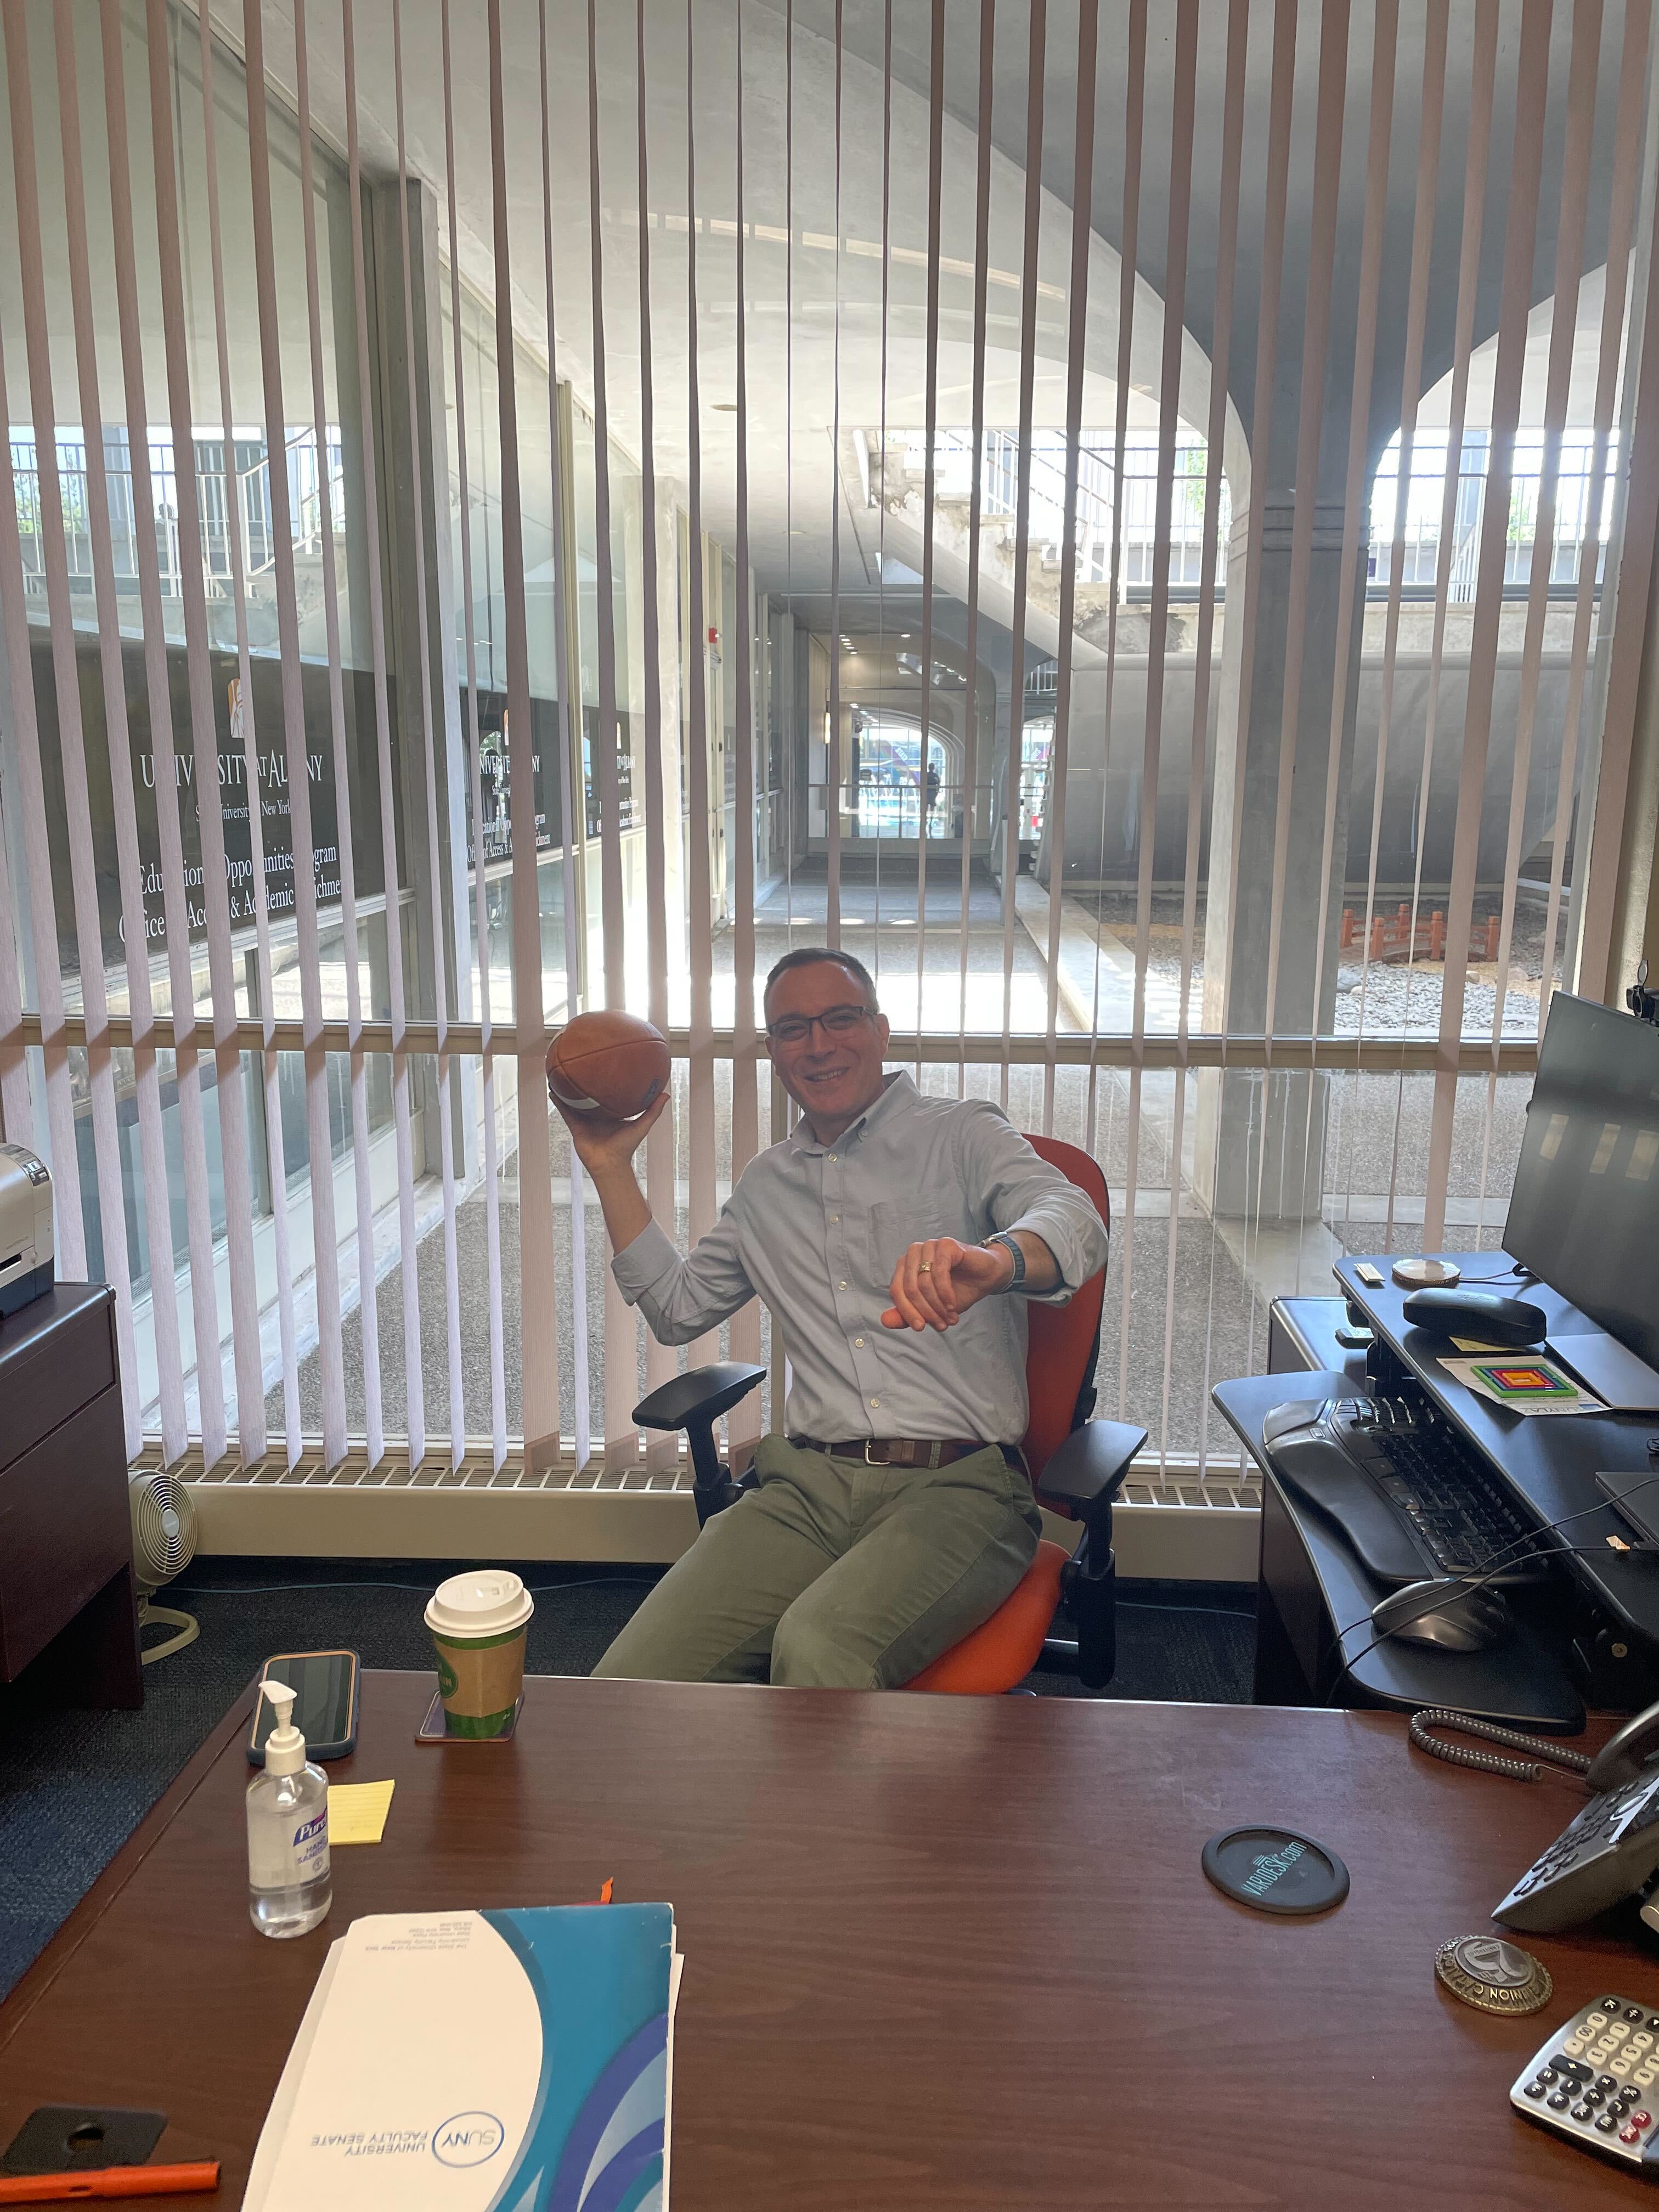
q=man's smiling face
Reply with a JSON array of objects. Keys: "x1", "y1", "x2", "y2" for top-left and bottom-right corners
[{"x1": 763, "y1": 957, "x2": 891, "y2": 1141}]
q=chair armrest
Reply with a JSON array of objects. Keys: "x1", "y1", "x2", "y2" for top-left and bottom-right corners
[
  {"x1": 1035, "y1": 1419, "x2": 1147, "y2": 1513},
  {"x1": 634, "y1": 1362, "x2": 767, "y2": 1529},
  {"x1": 632, "y1": 1361, "x2": 766, "y2": 1435}
]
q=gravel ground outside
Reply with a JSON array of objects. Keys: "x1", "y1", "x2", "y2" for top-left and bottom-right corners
[{"x1": 1069, "y1": 888, "x2": 1563, "y2": 1037}]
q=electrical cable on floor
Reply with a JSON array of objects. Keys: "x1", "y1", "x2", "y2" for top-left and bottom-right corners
[{"x1": 1116, "y1": 1600, "x2": 1255, "y2": 1622}]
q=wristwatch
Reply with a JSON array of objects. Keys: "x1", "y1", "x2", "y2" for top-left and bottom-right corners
[{"x1": 982, "y1": 1232, "x2": 1026, "y2": 1291}]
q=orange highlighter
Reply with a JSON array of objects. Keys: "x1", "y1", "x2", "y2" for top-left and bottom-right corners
[{"x1": 0, "y1": 2166, "x2": 219, "y2": 2203}]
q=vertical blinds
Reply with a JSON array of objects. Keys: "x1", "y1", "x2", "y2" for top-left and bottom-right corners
[{"x1": 0, "y1": 0, "x2": 1654, "y2": 1485}]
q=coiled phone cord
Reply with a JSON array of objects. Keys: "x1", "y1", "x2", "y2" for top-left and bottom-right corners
[{"x1": 1409, "y1": 1708, "x2": 1595, "y2": 1785}]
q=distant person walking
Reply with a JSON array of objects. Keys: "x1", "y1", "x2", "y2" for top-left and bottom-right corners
[{"x1": 923, "y1": 760, "x2": 941, "y2": 833}]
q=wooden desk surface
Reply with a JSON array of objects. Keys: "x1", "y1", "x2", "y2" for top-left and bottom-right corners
[{"x1": 0, "y1": 1672, "x2": 1647, "y2": 2208}]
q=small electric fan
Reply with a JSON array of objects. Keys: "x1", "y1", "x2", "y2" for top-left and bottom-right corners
[{"x1": 129, "y1": 1470, "x2": 200, "y2": 1664}]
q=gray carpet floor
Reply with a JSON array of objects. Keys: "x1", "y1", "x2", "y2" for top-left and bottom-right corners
[{"x1": 0, "y1": 1561, "x2": 1254, "y2": 2000}]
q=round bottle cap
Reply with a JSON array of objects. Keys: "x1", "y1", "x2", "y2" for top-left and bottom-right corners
[
  {"x1": 1434, "y1": 1935, "x2": 1553, "y2": 2015},
  {"x1": 425, "y1": 1568, "x2": 534, "y2": 1641},
  {"x1": 1201, "y1": 1827, "x2": 1350, "y2": 1915}
]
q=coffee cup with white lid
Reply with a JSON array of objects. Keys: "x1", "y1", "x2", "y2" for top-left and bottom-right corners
[{"x1": 425, "y1": 1570, "x2": 533, "y2": 1737}]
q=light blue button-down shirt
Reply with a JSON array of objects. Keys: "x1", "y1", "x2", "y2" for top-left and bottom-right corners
[{"x1": 611, "y1": 1071, "x2": 1110, "y2": 1444}]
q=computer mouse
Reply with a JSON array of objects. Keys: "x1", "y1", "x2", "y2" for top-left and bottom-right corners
[
  {"x1": 1399, "y1": 1286, "x2": 1548, "y2": 1347},
  {"x1": 1369, "y1": 1577, "x2": 1513, "y2": 1653}
]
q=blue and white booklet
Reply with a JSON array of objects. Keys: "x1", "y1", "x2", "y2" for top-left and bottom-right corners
[{"x1": 245, "y1": 1906, "x2": 681, "y2": 2211}]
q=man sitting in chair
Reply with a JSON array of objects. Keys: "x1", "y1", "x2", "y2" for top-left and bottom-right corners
[{"x1": 557, "y1": 947, "x2": 1109, "y2": 1689}]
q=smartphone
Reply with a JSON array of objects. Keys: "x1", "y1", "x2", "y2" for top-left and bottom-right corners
[
  {"x1": 1355, "y1": 1262, "x2": 1384, "y2": 1288},
  {"x1": 1, "y1": 2106, "x2": 166, "y2": 2175},
  {"x1": 247, "y1": 1649, "x2": 360, "y2": 1764}
]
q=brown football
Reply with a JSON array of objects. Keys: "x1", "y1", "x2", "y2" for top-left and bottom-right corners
[{"x1": 546, "y1": 1010, "x2": 671, "y2": 1120}]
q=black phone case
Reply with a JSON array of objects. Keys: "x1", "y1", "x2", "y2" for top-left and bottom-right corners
[
  {"x1": 2, "y1": 2106, "x2": 167, "y2": 2175},
  {"x1": 246, "y1": 1650, "x2": 361, "y2": 1765}
]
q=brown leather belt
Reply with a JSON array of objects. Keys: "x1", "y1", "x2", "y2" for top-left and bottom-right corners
[{"x1": 790, "y1": 1435, "x2": 997, "y2": 1469}]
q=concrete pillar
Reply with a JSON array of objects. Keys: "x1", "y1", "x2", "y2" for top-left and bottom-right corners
[
  {"x1": 366, "y1": 176, "x2": 473, "y2": 1178},
  {"x1": 1196, "y1": 502, "x2": 1364, "y2": 1220}
]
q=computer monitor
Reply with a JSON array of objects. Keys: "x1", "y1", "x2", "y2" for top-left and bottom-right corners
[{"x1": 1504, "y1": 992, "x2": 1659, "y2": 1367}]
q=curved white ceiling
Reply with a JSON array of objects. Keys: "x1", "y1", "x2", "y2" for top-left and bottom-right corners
[{"x1": 236, "y1": 0, "x2": 1242, "y2": 596}]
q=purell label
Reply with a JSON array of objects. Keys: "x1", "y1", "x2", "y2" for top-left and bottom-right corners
[
  {"x1": 293, "y1": 1810, "x2": 330, "y2": 1881},
  {"x1": 250, "y1": 1795, "x2": 330, "y2": 1889}
]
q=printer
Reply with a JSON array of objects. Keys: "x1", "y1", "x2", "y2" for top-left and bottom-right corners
[{"x1": 0, "y1": 1143, "x2": 53, "y2": 1318}]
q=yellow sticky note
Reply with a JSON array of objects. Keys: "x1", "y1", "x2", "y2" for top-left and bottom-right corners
[{"x1": 329, "y1": 1780, "x2": 396, "y2": 1845}]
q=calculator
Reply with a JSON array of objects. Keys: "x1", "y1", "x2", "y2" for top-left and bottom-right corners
[{"x1": 1511, "y1": 1995, "x2": 1659, "y2": 2167}]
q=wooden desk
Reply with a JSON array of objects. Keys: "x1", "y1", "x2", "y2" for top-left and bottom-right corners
[{"x1": 0, "y1": 1672, "x2": 1645, "y2": 2208}]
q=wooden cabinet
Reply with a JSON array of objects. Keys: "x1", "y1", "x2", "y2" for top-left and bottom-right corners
[{"x1": 0, "y1": 1285, "x2": 141, "y2": 1708}]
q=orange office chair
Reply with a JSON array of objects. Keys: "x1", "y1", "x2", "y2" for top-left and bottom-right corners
[{"x1": 629, "y1": 1134, "x2": 1145, "y2": 1694}]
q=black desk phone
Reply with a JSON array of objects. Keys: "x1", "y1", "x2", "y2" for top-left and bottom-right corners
[{"x1": 1494, "y1": 1701, "x2": 1659, "y2": 1933}]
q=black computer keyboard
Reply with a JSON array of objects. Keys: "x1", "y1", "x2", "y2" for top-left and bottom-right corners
[{"x1": 1260, "y1": 1393, "x2": 1549, "y2": 1587}]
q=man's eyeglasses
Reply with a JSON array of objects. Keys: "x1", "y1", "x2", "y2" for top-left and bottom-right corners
[{"x1": 765, "y1": 1005, "x2": 875, "y2": 1047}]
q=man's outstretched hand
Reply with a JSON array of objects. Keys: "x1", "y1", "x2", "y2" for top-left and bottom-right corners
[{"x1": 882, "y1": 1235, "x2": 1015, "y2": 1331}]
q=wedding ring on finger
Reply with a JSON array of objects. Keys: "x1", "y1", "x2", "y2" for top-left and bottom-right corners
[{"x1": 918, "y1": 1261, "x2": 933, "y2": 1273}]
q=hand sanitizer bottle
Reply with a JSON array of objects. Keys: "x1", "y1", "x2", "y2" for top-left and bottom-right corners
[{"x1": 247, "y1": 1677, "x2": 331, "y2": 1938}]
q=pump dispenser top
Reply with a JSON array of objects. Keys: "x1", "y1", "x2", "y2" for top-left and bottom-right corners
[{"x1": 259, "y1": 1677, "x2": 306, "y2": 1775}]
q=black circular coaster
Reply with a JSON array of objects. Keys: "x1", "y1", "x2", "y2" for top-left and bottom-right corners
[{"x1": 1202, "y1": 1826, "x2": 1350, "y2": 1916}]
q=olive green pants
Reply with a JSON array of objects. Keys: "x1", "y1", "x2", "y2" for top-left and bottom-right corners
[{"x1": 593, "y1": 1433, "x2": 1042, "y2": 1689}]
